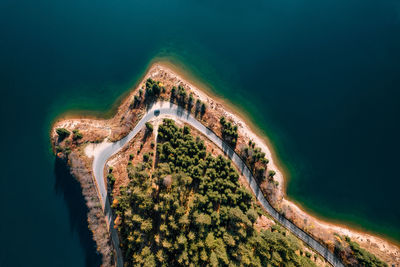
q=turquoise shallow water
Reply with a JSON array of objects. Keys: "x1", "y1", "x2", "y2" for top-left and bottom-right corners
[{"x1": 0, "y1": 0, "x2": 400, "y2": 266}]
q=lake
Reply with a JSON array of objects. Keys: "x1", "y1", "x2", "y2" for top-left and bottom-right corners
[{"x1": 0, "y1": 0, "x2": 399, "y2": 266}]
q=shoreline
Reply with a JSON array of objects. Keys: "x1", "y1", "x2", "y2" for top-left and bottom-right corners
[
  {"x1": 147, "y1": 61, "x2": 400, "y2": 249},
  {"x1": 146, "y1": 59, "x2": 292, "y2": 189},
  {"x1": 51, "y1": 60, "x2": 400, "y2": 263},
  {"x1": 285, "y1": 195, "x2": 400, "y2": 247}
]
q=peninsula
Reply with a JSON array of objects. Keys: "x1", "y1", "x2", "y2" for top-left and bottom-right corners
[{"x1": 51, "y1": 63, "x2": 399, "y2": 266}]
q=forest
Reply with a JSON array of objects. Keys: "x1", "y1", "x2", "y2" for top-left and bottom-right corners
[{"x1": 113, "y1": 119, "x2": 317, "y2": 266}]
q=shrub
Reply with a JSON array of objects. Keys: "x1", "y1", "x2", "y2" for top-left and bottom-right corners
[
  {"x1": 64, "y1": 147, "x2": 71, "y2": 155},
  {"x1": 346, "y1": 237, "x2": 387, "y2": 267}
]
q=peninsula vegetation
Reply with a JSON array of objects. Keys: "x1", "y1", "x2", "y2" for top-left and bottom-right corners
[
  {"x1": 112, "y1": 119, "x2": 317, "y2": 266},
  {"x1": 51, "y1": 64, "x2": 397, "y2": 267}
]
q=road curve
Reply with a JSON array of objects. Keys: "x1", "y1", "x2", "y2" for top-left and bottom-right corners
[{"x1": 92, "y1": 101, "x2": 345, "y2": 267}]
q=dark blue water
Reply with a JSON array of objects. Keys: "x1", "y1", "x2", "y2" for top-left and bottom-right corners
[{"x1": 1, "y1": 0, "x2": 399, "y2": 266}]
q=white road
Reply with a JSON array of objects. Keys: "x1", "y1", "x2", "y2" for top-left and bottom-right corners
[{"x1": 91, "y1": 101, "x2": 345, "y2": 267}]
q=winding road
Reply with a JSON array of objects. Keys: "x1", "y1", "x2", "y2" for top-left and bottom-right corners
[{"x1": 91, "y1": 101, "x2": 345, "y2": 267}]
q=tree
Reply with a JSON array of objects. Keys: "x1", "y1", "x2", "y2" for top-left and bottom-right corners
[
  {"x1": 152, "y1": 83, "x2": 161, "y2": 96},
  {"x1": 143, "y1": 153, "x2": 150, "y2": 162},
  {"x1": 145, "y1": 122, "x2": 153, "y2": 133},
  {"x1": 56, "y1": 128, "x2": 70, "y2": 140},
  {"x1": 72, "y1": 129, "x2": 83, "y2": 140},
  {"x1": 132, "y1": 95, "x2": 141, "y2": 108},
  {"x1": 195, "y1": 99, "x2": 202, "y2": 115},
  {"x1": 268, "y1": 170, "x2": 276, "y2": 179},
  {"x1": 177, "y1": 85, "x2": 187, "y2": 106},
  {"x1": 201, "y1": 103, "x2": 206, "y2": 116},
  {"x1": 114, "y1": 119, "x2": 319, "y2": 267},
  {"x1": 144, "y1": 78, "x2": 162, "y2": 102},
  {"x1": 188, "y1": 93, "x2": 194, "y2": 111},
  {"x1": 246, "y1": 208, "x2": 258, "y2": 224},
  {"x1": 255, "y1": 166, "x2": 266, "y2": 182},
  {"x1": 219, "y1": 117, "x2": 238, "y2": 148},
  {"x1": 171, "y1": 86, "x2": 177, "y2": 102}
]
